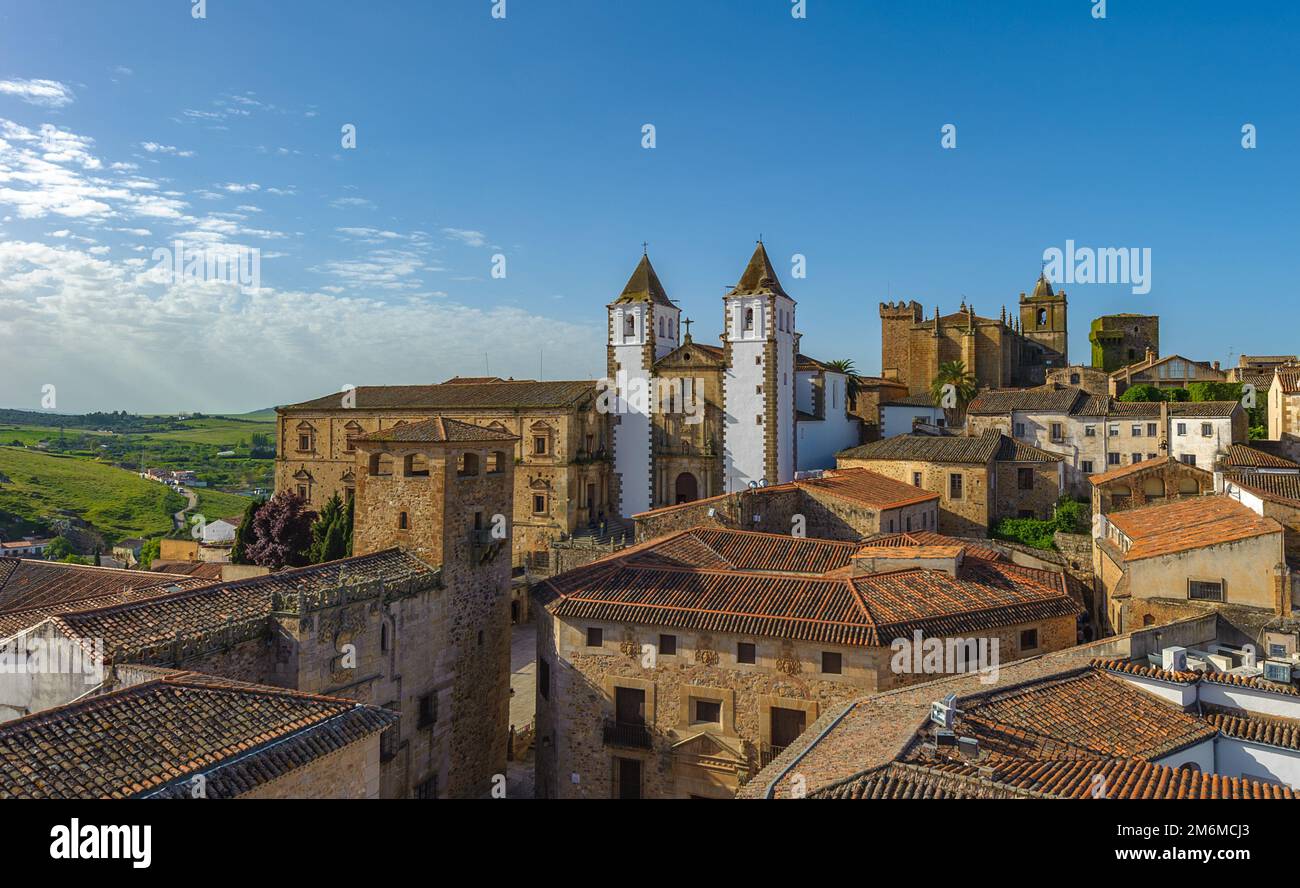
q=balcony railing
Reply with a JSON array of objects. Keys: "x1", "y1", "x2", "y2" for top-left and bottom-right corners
[
  {"x1": 603, "y1": 719, "x2": 652, "y2": 749},
  {"x1": 758, "y1": 744, "x2": 787, "y2": 769}
]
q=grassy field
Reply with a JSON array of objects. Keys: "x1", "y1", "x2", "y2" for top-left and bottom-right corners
[
  {"x1": 0, "y1": 446, "x2": 185, "y2": 541},
  {"x1": 0, "y1": 425, "x2": 112, "y2": 447},
  {"x1": 191, "y1": 487, "x2": 259, "y2": 523},
  {"x1": 134, "y1": 414, "x2": 277, "y2": 446}
]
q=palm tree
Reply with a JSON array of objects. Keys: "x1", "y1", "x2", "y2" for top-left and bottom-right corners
[
  {"x1": 824, "y1": 359, "x2": 861, "y2": 410},
  {"x1": 929, "y1": 360, "x2": 977, "y2": 429}
]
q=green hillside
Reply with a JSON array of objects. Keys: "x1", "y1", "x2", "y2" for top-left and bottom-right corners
[{"x1": 0, "y1": 446, "x2": 184, "y2": 542}]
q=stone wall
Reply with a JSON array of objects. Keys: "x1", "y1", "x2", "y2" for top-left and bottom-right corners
[
  {"x1": 992, "y1": 460, "x2": 1060, "y2": 521},
  {"x1": 838, "y1": 456, "x2": 992, "y2": 537},
  {"x1": 275, "y1": 402, "x2": 612, "y2": 566},
  {"x1": 534, "y1": 609, "x2": 1077, "y2": 799},
  {"x1": 237, "y1": 734, "x2": 383, "y2": 799}
]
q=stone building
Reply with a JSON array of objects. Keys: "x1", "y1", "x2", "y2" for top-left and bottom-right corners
[
  {"x1": 1093, "y1": 496, "x2": 1287, "y2": 635},
  {"x1": 965, "y1": 384, "x2": 1246, "y2": 494},
  {"x1": 879, "y1": 273, "x2": 1067, "y2": 395},
  {"x1": 607, "y1": 244, "x2": 859, "y2": 517},
  {"x1": 275, "y1": 378, "x2": 613, "y2": 570},
  {"x1": 836, "y1": 430, "x2": 1064, "y2": 536},
  {"x1": 1269, "y1": 368, "x2": 1300, "y2": 441},
  {"x1": 1110, "y1": 351, "x2": 1226, "y2": 396},
  {"x1": 1044, "y1": 364, "x2": 1110, "y2": 395},
  {"x1": 847, "y1": 375, "x2": 909, "y2": 442},
  {"x1": 1089, "y1": 456, "x2": 1214, "y2": 516},
  {"x1": 532, "y1": 526, "x2": 1079, "y2": 798},
  {"x1": 0, "y1": 669, "x2": 396, "y2": 799},
  {"x1": 1221, "y1": 471, "x2": 1300, "y2": 564},
  {"x1": 1, "y1": 416, "x2": 517, "y2": 799},
  {"x1": 1089, "y1": 313, "x2": 1159, "y2": 372},
  {"x1": 741, "y1": 644, "x2": 1300, "y2": 800},
  {"x1": 632, "y1": 466, "x2": 940, "y2": 542}
]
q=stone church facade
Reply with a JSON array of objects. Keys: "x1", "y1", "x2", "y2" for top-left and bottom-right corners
[
  {"x1": 607, "y1": 243, "x2": 816, "y2": 517},
  {"x1": 879, "y1": 273, "x2": 1068, "y2": 395}
]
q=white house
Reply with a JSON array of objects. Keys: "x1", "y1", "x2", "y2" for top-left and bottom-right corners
[{"x1": 795, "y1": 356, "x2": 861, "y2": 472}]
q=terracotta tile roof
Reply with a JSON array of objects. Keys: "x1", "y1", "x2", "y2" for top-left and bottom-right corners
[
  {"x1": 0, "y1": 672, "x2": 396, "y2": 799},
  {"x1": 796, "y1": 467, "x2": 939, "y2": 510},
  {"x1": 796, "y1": 353, "x2": 833, "y2": 372},
  {"x1": 945, "y1": 669, "x2": 1214, "y2": 761},
  {"x1": 148, "y1": 560, "x2": 227, "y2": 579},
  {"x1": 854, "y1": 544, "x2": 965, "y2": 560},
  {"x1": 1104, "y1": 495, "x2": 1281, "y2": 561},
  {"x1": 627, "y1": 527, "x2": 860, "y2": 575},
  {"x1": 281, "y1": 379, "x2": 597, "y2": 412},
  {"x1": 0, "y1": 558, "x2": 205, "y2": 623},
  {"x1": 810, "y1": 761, "x2": 1028, "y2": 799},
  {"x1": 356, "y1": 416, "x2": 518, "y2": 444},
  {"x1": 538, "y1": 531, "x2": 1078, "y2": 648},
  {"x1": 1090, "y1": 657, "x2": 1199, "y2": 684},
  {"x1": 839, "y1": 429, "x2": 1058, "y2": 464},
  {"x1": 1200, "y1": 669, "x2": 1300, "y2": 697},
  {"x1": 1086, "y1": 455, "x2": 1210, "y2": 487},
  {"x1": 1204, "y1": 708, "x2": 1300, "y2": 751},
  {"x1": 632, "y1": 468, "x2": 936, "y2": 519},
  {"x1": 966, "y1": 385, "x2": 1088, "y2": 416},
  {"x1": 1226, "y1": 471, "x2": 1300, "y2": 508},
  {"x1": 880, "y1": 392, "x2": 939, "y2": 408},
  {"x1": 961, "y1": 757, "x2": 1293, "y2": 799},
  {"x1": 53, "y1": 549, "x2": 436, "y2": 663},
  {"x1": 1232, "y1": 444, "x2": 1300, "y2": 473},
  {"x1": 1278, "y1": 368, "x2": 1300, "y2": 395},
  {"x1": 862, "y1": 531, "x2": 1004, "y2": 562}
]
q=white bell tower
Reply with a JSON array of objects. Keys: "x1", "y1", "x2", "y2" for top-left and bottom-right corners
[
  {"x1": 607, "y1": 251, "x2": 677, "y2": 517},
  {"x1": 722, "y1": 241, "x2": 797, "y2": 492}
]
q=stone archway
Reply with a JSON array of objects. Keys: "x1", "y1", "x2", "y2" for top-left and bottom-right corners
[{"x1": 674, "y1": 472, "x2": 699, "y2": 505}]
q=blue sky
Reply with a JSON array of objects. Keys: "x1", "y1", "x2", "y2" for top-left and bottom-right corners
[{"x1": 0, "y1": 0, "x2": 1296, "y2": 413}]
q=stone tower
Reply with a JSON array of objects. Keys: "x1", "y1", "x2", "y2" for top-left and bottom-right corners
[
  {"x1": 607, "y1": 251, "x2": 679, "y2": 517},
  {"x1": 1090, "y1": 313, "x2": 1159, "y2": 371},
  {"x1": 1019, "y1": 273, "x2": 1068, "y2": 382},
  {"x1": 351, "y1": 417, "x2": 517, "y2": 798},
  {"x1": 722, "y1": 242, "x2": 797, "y2": 491},
  {"x1": 879, "y1": 300, "x2": 923, "y2": 385}
]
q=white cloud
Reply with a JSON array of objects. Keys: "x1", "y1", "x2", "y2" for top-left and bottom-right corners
[
  {"x1": 0, "y1": 239, "x2": 600, "y2": 413},
  {"x1": 442, "y1": 227, "x2": 487, "y2": 247},
  {"x1": 0, "y1": 79, "x2": 75, "y2": 107},
  {"x1": 140, "y1": 141, "x2": 195, "y2": 157}
]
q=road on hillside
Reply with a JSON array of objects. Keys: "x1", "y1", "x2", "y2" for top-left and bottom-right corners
[{"x1": 172, "y1": 487, "x2": 199, "y2": 533}]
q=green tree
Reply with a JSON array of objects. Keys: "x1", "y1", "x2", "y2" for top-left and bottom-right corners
[
  {"x1": 43, "y1": 535, "x2": 77, "y2": 561},
  {"x1": 824, "y1": 359, "x2": 861, "y2": 410},
  {"x1": 929, "y1": 360, "x2": 977, "y2": 428},
  {"x1": 1117, "y1": 383, "x2": 1165, "y2": 403},
  {"x1": 230, "y1": 497, "x2": 264, "y2": 565},
  {"x1": 139, "y1": 537, "x2": 161, "y2": 569},
  {"x1": 309, "y1": 493, "x2": 351, "y2": 564}
]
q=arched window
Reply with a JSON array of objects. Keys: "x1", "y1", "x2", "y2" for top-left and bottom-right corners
[
  {"x1": 744, "y1": 307, "x2": 754, "y2": 332},
  {"x1": 1037, "y1": 308, "x2": 1047, "y2": 326},
  {"x1": 487, "y1": 451, "x2": 506, "y2": 474},
  {"x1": 404, "y1": 453, "x2": 429, "y2": 477},
  {"x1": 457, "y1": 452, "x2": 480, "y2": 477},
  {"x1": 624, "y1": 314, "x2": 635, "y2": 336},
  {"x1": 658, "y1": 317, "x2": 664, "y2": 336},
  {"x1": 381, "y1": 622, "x2": 390, "y2": 652}
]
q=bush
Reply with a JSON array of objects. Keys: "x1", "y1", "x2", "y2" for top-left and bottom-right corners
[{"x1": 991, "y1": 496, "x2": 1089, "y2": 549}]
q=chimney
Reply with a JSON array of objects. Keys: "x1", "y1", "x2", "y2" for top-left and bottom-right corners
[{"x1": 1145, "y1": 345, "x2": 1155, "y2": 363}]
